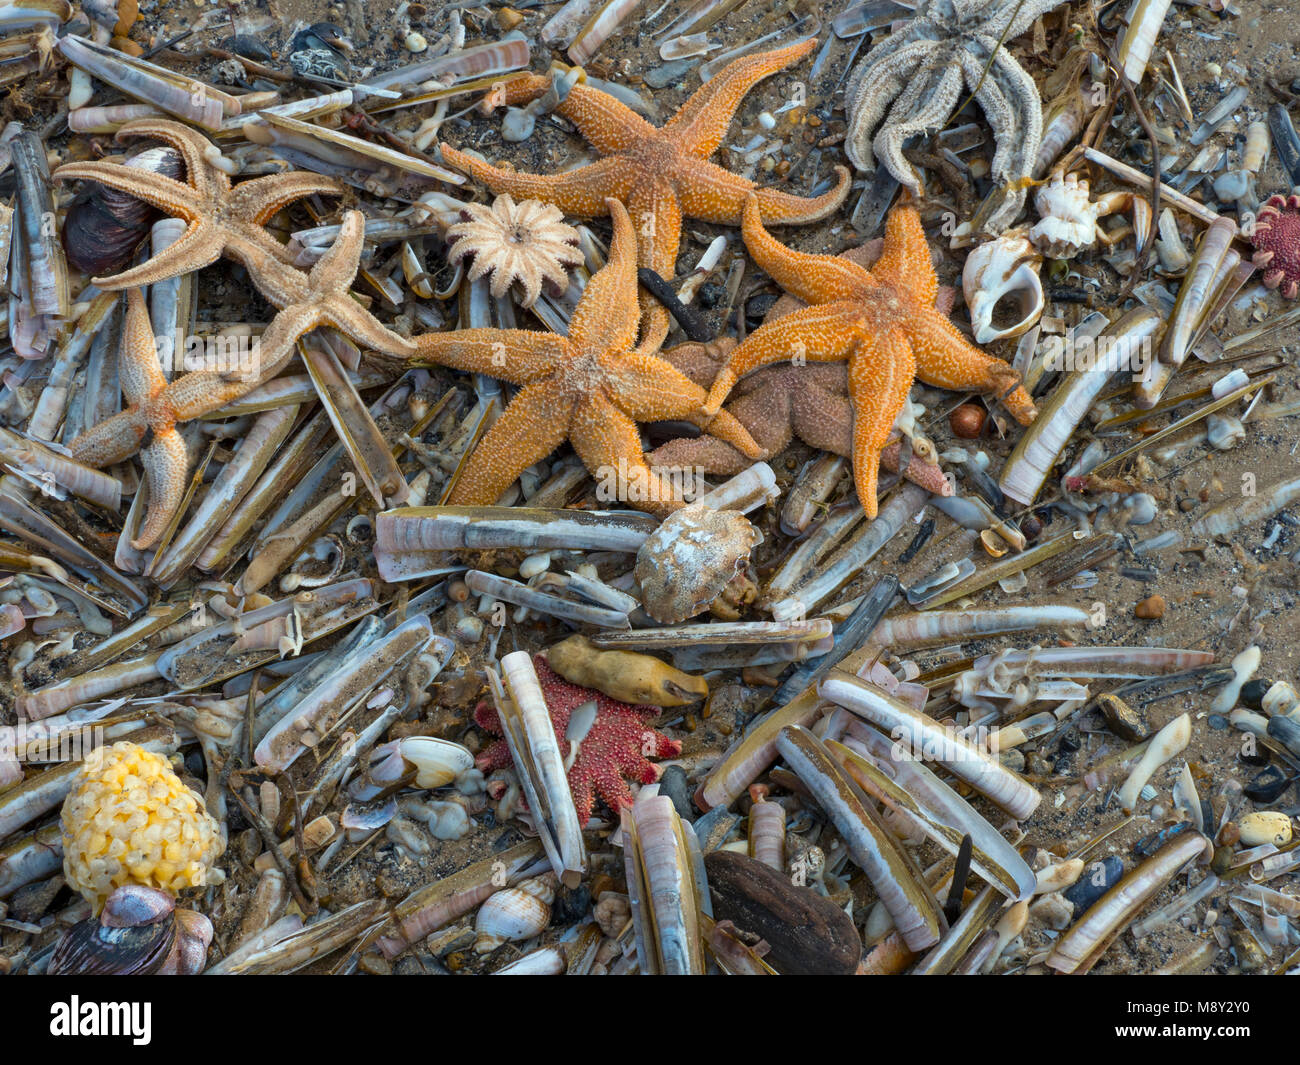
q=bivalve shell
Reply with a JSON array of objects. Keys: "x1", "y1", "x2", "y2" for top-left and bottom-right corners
[
  {"x1": 474, "y1": 877, "x2": 554, "y2": 953},
  {"x1": 399, "y1": 736, "x2": 475, "y2": 789},
  {"x1": 636, "y1": 504, "x2": 761, "y2": 624},
  {"x1": 1238, "y1": 811, "x2": 1292, "y2": 848}
]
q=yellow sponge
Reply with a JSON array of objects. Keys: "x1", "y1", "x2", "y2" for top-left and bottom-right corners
[{"x1": 61, "y1": 741, "x2": 223, "y2": 913}]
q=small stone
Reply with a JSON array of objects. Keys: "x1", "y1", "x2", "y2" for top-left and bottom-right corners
[
  {"x1": 495, "y1": 7, "x2": 524, "y2": 30},
  {"x1": 1063, "y1": 855, "x2": 1122, "y2": 914},
  {"x1": 1243, "y1": 765, "x2": 1291, "y2": 803},
  {"x1": 1098, "y1": 693, "x2": 1149, "y2": 742},
  {"x1": 1029, "y1": 892, "x2": 1074, "y2": 930},
  {"x1": 1238, "y1": 811, "x2": 1293, "y2": 847},
  {"x1": 705, "y1": 851, "x2": 859, "y2": 975},
  {"x1": 359, "y1": 950, "x2": 392, "y2": 975},
  {"x1": 1240, "y1": 678, "x2": 1271, "y2": 711},
  {"x1": 1218, "y1": 821, "x2": 1240, "y2": 846},
  {"x1": 1207, "y1": 714, "x2": 1229, "y2": 731},
  {"x1": 1134, "y1": 594, "x2": 1165, "y2": 619},
  {"x1": 658, "y1": 764, "x2": 695, "y2": 822},
  {"x1": 406, "y1": 31, "x2": 428, "y2": 52}
]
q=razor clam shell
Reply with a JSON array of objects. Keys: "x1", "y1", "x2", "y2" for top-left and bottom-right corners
[
  {"x1": 861, "y1": 604, "x2": 1092, "y2": 649},
  {"x1": 378, "y1": 840, "x2": 547, "y2": 957},
  {"x1": 911, "y1": 884, "x2": 1001, "y2": 975},
  {"x1": 254, "y1": 614, "x2": 434, "y2": 773},
  {"x1": 17, "y1": 652, "x2": 163, "y2": 721},
  {"x1": 0, "y1": 722, "x2": 177, "y2": 840},
  {"x1": 827, "y1": 726, "x2": 1036, "y2": 902},
  {"x1": 819, "y1": 672, "x2": 1042, "y2": 820},
  {"x1": 57, "y1": 35, "x2": 232, "y2": 129},
  {"x1": 360, "y1": 38, "x2": 530, "y2": 92},
  {"x1": 967, "y1": 645, "x2": 1214, "y2": 680},
  {"x1": 491, "y1": 652, "x2": 586, "y2": 887},
  {"x1": 0, "y1": 823, "x2": 62, "y2": 897},
  {"x1": 375, "y1": 507, "x2": 657, "y2": 579},
  {"x1": 1157, "y1": 217, "x2": 1236, "y2": 370},
  {"x1": 0, "y1": 428, "x2": 120, "y2": 510},
  {"x1": 588, "y1": 619, "x2": 832, "y2": 649},
  {"x1": 157, "y1": 578, "x2": 380, "y2": 688},
  {"x1": 209, "y1": 899, "x2": 385, "y2": 975},
  {"x1": 696, "y1": 684, "x2": 826, "y2": 812},
  {"x1": 12, "y1": 131, "x2": 68, "y2": 318},
  {"x1": 1047, "y1": 831, "x2": 1205, "y2": 974},
  {"x1": 622, "y1": 789, "x2": 707, "y2": 974},
  {"x1": 776, "y1": 725, "x2": 944, "y2": 951},
  {"x1": 999, "y1": 307, "x2": 1163, "y2": 507},
  {"x1": 1115, "y1": 0, "x2": 1172, "y2": 84},
  {"x1": 467, "y1": 570, "x2": 629, "y2": 628},
  {"x1": 0, "y1": 0, "x2": 70, "y2": 28}
]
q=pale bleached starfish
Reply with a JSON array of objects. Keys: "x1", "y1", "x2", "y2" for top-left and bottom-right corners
[
  {"x1": 53, "y1": 118, "x2": 344, "y2": 289},
  {"x1": 844, "y1": 0, "x2": 1066, "y2": 233},
  {"x1": 412, "y1": 199, "x2": 763, "y2": 517},
  {"x1": 440, "y1": 39, "x2": 850, "y2": 351},
  {"x1": 71, "y1": 212, "x2": 417, "y2": 545},
  {"x1": 702, "y1": 196, "x2": 1035, "y2": 517}
]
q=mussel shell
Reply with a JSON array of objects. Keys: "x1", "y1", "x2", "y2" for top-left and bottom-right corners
[
  {"x1": 49, "y1": 913, "x2": 177, "y2": 975},
  {"x1": 61, "y1": 147, "x2": 185, "y2": 276}
]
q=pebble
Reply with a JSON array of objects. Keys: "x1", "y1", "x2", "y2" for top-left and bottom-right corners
[
  {"x1": 1267, "y1": 713, "x2": 1300, "y2": 758},
  {"x1": 406, "y1": 31, "x2": 428, "y2": 52},
  {"x1": 705, "y1": 851, "x2": 860, "y2": 975},
  {"x1": 1098, "y1": 693, "x2": 1149, "y2": 742},
  {"x1": 1134, "y1": 593, "x2": 1166, "y2": 619},
  {"x1": 1211, "y1": 171, "x2": 1251, "y2": 203},
  {"x1": 1238, "y1": 811, "x2": 1293, "y2": 847},
  {"x1": 1063, "y1": 855, "x2": 1123, "y2": 913},
  {"x1": 658, "y1": 764, "x2": 695, "y2": 822},
  {"x1": 1243, "y1": 765, "x2": 1291, "y2": 803},
  {"x1": 644, "y1": 59, "x2": 695, "y2": 89},
  {"x1": 1029, "y1": 892, "x2": 1074, "y2": 930},
  {"x1": 1239, "y1": 678, "x2": 1271, "y2": 711}
]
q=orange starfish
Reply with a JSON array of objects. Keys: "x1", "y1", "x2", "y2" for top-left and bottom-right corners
[
  {"x1": 703, "y1": 198, "x2": 1037, "y2": 517},
  {"x1": 53, "y1": 118, "x2": 342, "y2": 290},
  {"x1": 413, "y1": 199, "x2": 763, "y2": 516},
  {"x1": 440, "y1": 39, "x2": 850, "y2": 351}
]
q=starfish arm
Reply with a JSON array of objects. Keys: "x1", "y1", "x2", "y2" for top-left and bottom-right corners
[
  {"x1": 603, "y1": 351, "x2": 719, "y2": 423},
  {"x1": 310, "y1": 209, "x2": 366, "y2": 287},
  {"x1": 870, "y1": 62, "x2": 965, "y2": 191},
  {"x1": 740, "y1": 194, "x2": 874, "y2": 303},
  {"x1": 248, "y1": 305, "x2": 324, "y2": 384},
  {"x1": 788, "y1": 383, "x2": 853, "y2": 456},
  {"x1": 673, "y1": 155, "x2": 757, "y2": 224},
  {"x1": 666, "y1": 37, "x2": 816, "y2": 158},
  {"x1": 751, "y1": 165, "x2": 852, "y2": 225},
  {"x1": 995, "y1": 0, "x2": 1069, "y2": 44},
  {"x1": 700, "y1": 408, "x2": 766, "y2": 459},
  {"x1": 439, "y1": 144, "x2": 630, "y2": 217},
  {"x1": 237, "y1": 252, "x2": 309, "y2": 309},
  {"x1": 90, "y1": 219, "x2": 226, "y2": 290},
  {"x1": 114, "y1": 118, "x2": 228, "y2": 201},
  {"x1": 848, "y1": 328, "x2": 916, "y2": 519},
  {"x1": 868, "y1": 203, "x2": 940, "y2": 309},
  {"x1": 413, "y1": 329, "x2": 568, "y2": 384},
  {"x1": 624, "y1": 183, "x2": 681, "y2": 352},
  {"x1": 69, "y1": 407, "x2": 150, "y2": 468},
  {"x1": 703, "y1": 302, "x2": 865, "y2": 415},
  {"x1": 228, "y1": 171, "x2": 345, "y2": 224},
  {"x1": 118, "y1": 288, "x2": 168, "y2": 408},
  {"x1": 489, "y1": 73, "x2": 551, "y2": 107},
  {"x1": 134, "y1": 429, "x2": 190, "y2": 550},
  {"x1": 568, "y1": 396, "x2": 686, "y2": 518},
  {"x1": 569, "y1": 200, "x2": 641, "y2": 354},
  {"x1": 655, "y1": 339, "x2": 734, "y2": 388},
  {"x1": 904, "y1": 304, "x2": 1037, "y2": 424},
  {"x1": 646, "y1": 434, "x2": 750, "y2": 475},
  {"x1": 446, "y1": 379, "x2": 573, "y2": 506},
  {"x1": 163, "y1": 370, "x2": 258, "y2": 421},
  {"x1": 324, "y1": 296, "x2": 417, "y2": 358},
  {"x1": 552, "y1": 82, "x2": 658, "y2": 155},
  {"x1": 844, "y1": 39, "x2": 932, "y2": 176},
  {"x1": 53, "y1": 162, "x2": 202, "y2": 219}
]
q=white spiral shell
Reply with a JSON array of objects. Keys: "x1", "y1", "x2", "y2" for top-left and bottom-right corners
[{"x1": 474, "y1": 877, "x2": 554, "y2": 953}]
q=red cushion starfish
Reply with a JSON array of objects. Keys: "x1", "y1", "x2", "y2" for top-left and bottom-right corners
[
  {"x1": 474, "y1": 655, "x2": 681, "y2": 826},
  {"x1": 439, "y1": 38, "x2": 850, "y2": 351},
  {"x1": 1250, "y1": 194, "x2": 1300, "y2": 298}
]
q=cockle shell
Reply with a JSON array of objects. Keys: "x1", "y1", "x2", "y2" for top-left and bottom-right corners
[
  {"x1": 635, "y1": 504, "x2": 761, "y2": 624},
  {"x1": 962, "y1": 232, "x2": 1045, "y2": 345},
  {"x1": 474, "y1": 877, "x2": 554, "y2": 953},
  {"x1": 1029, "y1": 172, "x2": 1100, "y2": 259}
]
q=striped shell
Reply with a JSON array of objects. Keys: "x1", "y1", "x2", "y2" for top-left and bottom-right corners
[{"x1": 473, "y1": 877, "x2": 554, "y2": 953}]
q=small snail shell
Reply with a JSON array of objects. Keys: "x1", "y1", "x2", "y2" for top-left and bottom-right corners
[{"x1": 474, "y1": 877, "x2": 554, "y2": 953}]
